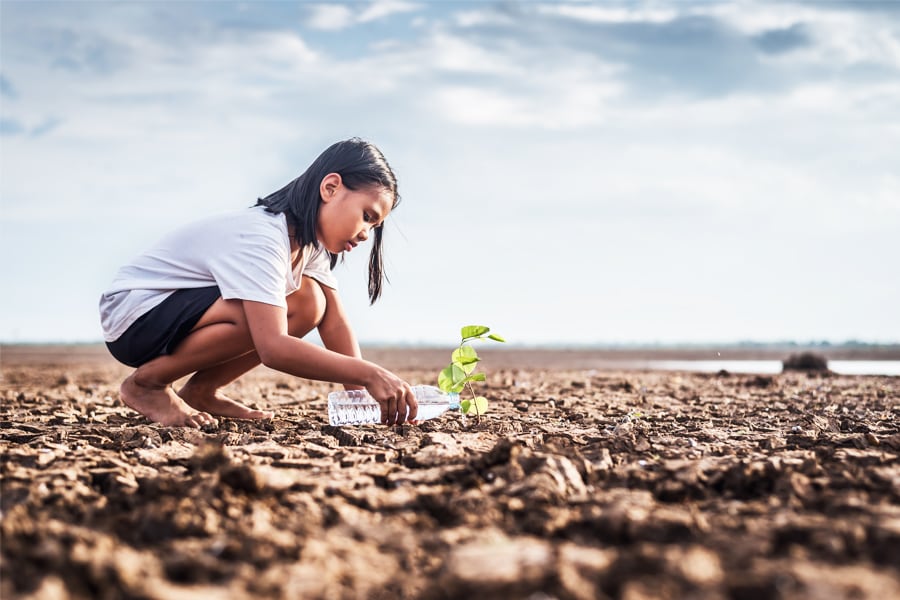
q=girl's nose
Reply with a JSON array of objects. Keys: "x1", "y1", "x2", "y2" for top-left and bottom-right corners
[{"x1": 358, "y1": 228, "x2": 370, "y2": 242}]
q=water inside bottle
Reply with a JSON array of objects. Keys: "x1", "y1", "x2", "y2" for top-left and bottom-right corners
[{"x1": 411, "y1": 402, "x2": 450, "y2": 421}]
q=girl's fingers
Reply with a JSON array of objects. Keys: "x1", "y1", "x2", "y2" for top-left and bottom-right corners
[
  {"x1": 405, "y1": 387, "x2": 418, "y2": 423},
  {"x1": 371, "y1": 375, "x2": 415, "y2": 426},
  {"x1": 388, "y1": 396, "x2": 399, "y2": 425},
  {"x1": 395, "y1": 396, "x2": 405, "y2": 425},
  {"x1": 381, "y1": 396, "x2": 394, "y2": 425},
  {"x1": 396, "y1": 388, "x2": 413, "y2": 425}
]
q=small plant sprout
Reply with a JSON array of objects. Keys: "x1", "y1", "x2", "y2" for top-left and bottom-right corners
[{"x1": 438, "y1": 325, "x2": 505, "y2": 420}]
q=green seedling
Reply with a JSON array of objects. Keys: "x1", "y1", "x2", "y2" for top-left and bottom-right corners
[{"x1": 438, "y1": 325, "x2": 505, "y2": 420}]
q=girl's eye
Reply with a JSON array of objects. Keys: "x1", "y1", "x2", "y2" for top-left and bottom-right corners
[{"x1": 363, "y1": 212, "x2": 372, "y2": 223}]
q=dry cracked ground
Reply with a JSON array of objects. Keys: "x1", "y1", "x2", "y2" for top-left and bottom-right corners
[{"x1": 1, "y1": 348, "x2": 899, "y2": 599}]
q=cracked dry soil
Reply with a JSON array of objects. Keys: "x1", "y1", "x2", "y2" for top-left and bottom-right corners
[{"x1": 2, "y1": 348, "x2": 899, "y2": 599}]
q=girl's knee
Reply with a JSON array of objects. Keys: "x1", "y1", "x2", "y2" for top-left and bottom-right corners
[{"x1": 287, "y1": 277, "x2": 326, "y2": 335}]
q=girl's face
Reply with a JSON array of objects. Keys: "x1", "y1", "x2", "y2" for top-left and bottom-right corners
[{"x1": 316, "y1": 173, "x2": 393, "y2": 254}]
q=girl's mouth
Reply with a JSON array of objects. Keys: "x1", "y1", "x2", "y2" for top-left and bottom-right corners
[{"x1": 345, "y1": 241, "x2": 356, "y2": 252}]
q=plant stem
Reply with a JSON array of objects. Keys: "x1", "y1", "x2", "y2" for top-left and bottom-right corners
[
  {"x1": 464, "y1": 380, "x2": 481, "y2": 423},
  {"x1": 457, "y1": 338, "x2": 484, "y2": 422}
]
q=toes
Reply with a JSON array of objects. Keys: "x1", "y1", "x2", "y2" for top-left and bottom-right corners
[{"x1": 182, "y1": 411, "x2": 217, "y2": 430}]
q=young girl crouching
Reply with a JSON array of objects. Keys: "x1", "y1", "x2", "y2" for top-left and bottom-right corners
[{"x1": 99, "y1": 138, "x2": 417, "y2": 428}]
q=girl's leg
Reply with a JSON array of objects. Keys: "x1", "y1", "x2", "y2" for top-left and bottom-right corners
[
  {"x1": 120, "y1": 297, "x2": 257, "y2": 427},
  {"x1": 122, "y1": 277, "x2": 326, "y2": 427},
  {"x1": 177, "y1": 351, "x2": 271, "y2": 419},
  {"x1": 175, "y1": 276, "x2": 327, "y2": 419}
]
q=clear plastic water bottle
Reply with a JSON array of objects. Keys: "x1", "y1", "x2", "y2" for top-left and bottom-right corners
[{"x1": 327, "y1": 385, "x2": 460, "y2": 426}]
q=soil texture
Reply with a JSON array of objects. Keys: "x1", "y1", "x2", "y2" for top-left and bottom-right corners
[{"x1": 2, "y1": 348, "x2": 899, "y2": 599}]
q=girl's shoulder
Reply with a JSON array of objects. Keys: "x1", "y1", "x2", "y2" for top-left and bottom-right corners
[
  {"x1": 168, "y1": 206, "x2": 288, "y2": 251},
  {"x1": 201, "y1": 205, "x2": 287, "y2": 233},
  {"x1": 244, "y1": 204, "x2": 286, "y2": 225}
]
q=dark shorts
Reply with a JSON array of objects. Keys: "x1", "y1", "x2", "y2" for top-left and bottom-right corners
[{"x1": 106, "y1": 286, "x2": 221, "y2": 368}]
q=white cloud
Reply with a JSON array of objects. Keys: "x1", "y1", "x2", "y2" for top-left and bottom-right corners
[
  {"x1": 359, "y1": 0, "x2": 420, "y2": 24},
  {"x1": 712, "y1": 2, "x2": 900, "y2": 69},
  {"x1": 0, "y1": 27, "x2": 325, "y2": 224},
  {"x1": 307, "y1": 4, "x2": 355, "y2": 31},
  {"x1": 705, "y1": 1, "x2": 826, "y2": 32},
  {"x1": 307, "y1": 1, "x2": 420, "y2": 31},
  {"x1": 536, "y1": 3, "x2": 679, "y2": 24},
  {"x1": 454, "y1": 8, "x2": 517, "y2": 28},
  {"x1": 433, "y1": 86, "x2": 533, "y2": 127},
  {"x1": 431, "y1": 73, "x2": 622, "y2": 130},
  {"x1": 201, "y1": 31, "x2": 319, "y2": 74},
  {"x1": 823, "y1": 17, "x2": 900, "y2": 67},
  {"x1": 429, "y1": 33, "x2": 518, "y2": 74},
  {"x1": 416, "y1": 30, "x2": 624, "y2": 128},
  {"x1": 866, "y1": 174, "x2": 900, "y2": 214}
]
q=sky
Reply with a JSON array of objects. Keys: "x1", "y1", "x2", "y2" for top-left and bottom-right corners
[{"x1": 1, "y1": 0, "x2": 898, "y2": 346}]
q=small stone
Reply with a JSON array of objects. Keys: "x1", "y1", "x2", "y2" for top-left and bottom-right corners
[
  {"x1": 220, "y1": 464, "x2": 266, "y2": 494},
  {"x1": 760, "y1": 436, "x2": 784, "y2": 450},
  {"x1": 440, "y1": 533, "x2": 553, "y2": 593},
  {"x1": 677, "y1": 546, "x2": 723, "y2": 585},
  {"x1": 321, "y1": 425, "x2": 361, "y2": 447},
  {"x1": 557, "y1": 544, "x2": 613, "y2": 600},
  {"x1": 189, "y1": 442, "x2": 231, "y2": 472}
]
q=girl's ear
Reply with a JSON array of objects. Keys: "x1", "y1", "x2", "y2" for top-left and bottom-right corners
[{"x1": 320, "y1": 172, "x2": 342, "y2": 203}]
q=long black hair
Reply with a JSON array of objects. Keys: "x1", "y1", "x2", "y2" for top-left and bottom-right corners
[{"x1": 256, "y1": 138, "x2": 400, "y2": 304}]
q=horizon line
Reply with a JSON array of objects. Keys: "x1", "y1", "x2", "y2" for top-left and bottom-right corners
[{"x1": 2, "y1": 339, "x2": 899, "y2": 349}]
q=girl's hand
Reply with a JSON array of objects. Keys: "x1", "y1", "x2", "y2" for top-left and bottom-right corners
[{"x1": 363, "y1": 364, "x2": 418, "y2": 425}]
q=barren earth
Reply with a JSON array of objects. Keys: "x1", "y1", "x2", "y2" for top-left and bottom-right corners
[{"x1": 2, "y1": 346, "x2": 899, "y2": 599}]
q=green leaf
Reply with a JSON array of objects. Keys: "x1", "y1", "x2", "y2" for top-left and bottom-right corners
[
  {"x1": 454, "y1": 360, "x2": 478, "y2": 376},
  {"x1": 461, "y1": 396, "x2": 488, "y2": 415},
  {"x1": 461, "y1": 325, "x2": 489, "y2": 340},
  {"x1": 452, "y1": 345, "x2": 480, "y2": 365},
  {"x1": 438, "y1": 367, "x2": 454, "y2": 393},
  {"x1": 452, "y1": 346, "x2": 480, "y2": 375},
  {"x1": 463, "y1": 372, "x2": 486, "y2": 384},
  {"x1": 487, "y1": 333, "x2": 506, "y2": 343},
  {"x1": 438, "y1": 363, "x2": 468, "y2": 393}
]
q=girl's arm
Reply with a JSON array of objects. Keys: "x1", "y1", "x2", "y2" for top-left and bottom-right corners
[
  {"x1": 316, "y1": 284, "x2": 364, "y2": 390},
  {"x1": 242, "y1": 299, "x2": 417, "y2": 424}
]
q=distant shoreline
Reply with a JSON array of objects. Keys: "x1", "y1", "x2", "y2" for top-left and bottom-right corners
[{"x1": 3, "y1": 342, "x2": 899, "y2": 369}]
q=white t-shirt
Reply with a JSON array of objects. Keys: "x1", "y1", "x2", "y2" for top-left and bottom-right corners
[{"x1": 99, "y1": 206, "x2": 338, "y2": 342}]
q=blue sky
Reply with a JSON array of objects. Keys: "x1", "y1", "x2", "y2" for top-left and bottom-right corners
[{"x1": 1, "y1": 0, "x2": 898, "y2": 345}]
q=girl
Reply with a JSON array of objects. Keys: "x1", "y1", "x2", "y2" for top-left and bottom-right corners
[{"x1": 99, "y1": 138, "x2": 417, "y2": 428}]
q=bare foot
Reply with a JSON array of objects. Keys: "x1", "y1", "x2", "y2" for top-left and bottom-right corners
[
  {"x1": 178, "y1": 381, "x2": 274, "y2": 420},
  {"x1": 121, "y1": 374, "x2": 218, "y2": 429}
]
